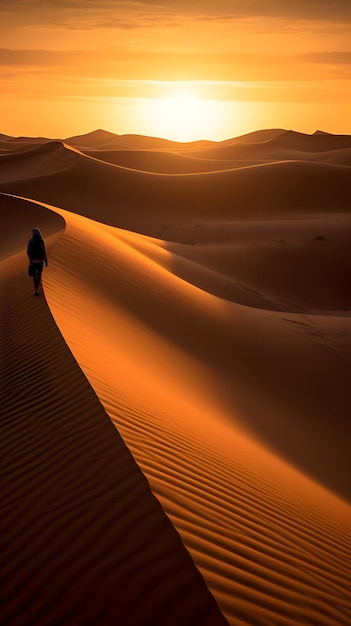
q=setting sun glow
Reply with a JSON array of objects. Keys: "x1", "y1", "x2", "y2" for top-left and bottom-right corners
[
  {"x1": 0, "y1": 2, "x2": 350, "y2": 139},
  {"x1": 140, "y1": 92, "x2": 226, "y2": 142}
]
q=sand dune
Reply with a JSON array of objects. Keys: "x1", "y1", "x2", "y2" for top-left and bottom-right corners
[
  {"x1": 172, "y1": 129, "x2": 351, "y2": 161},
  {"x1": 0, "y1": 140, "x2": 350, "y2": 239},
  {"x1": 1, "y1": 194, "x2": 226, "y2": 626},
  {"x1": 0, "y1": 135, "x2": 53, "y2": 154},
  {"x1": 78, "y1": 148, "x2": 239, "y2": 174},
  {"x1": 65, "y1": 129, "x2": 214, "y2": 152},
  {"x1": 1, "y1": 129, "x2": 351, "y2": 625}
]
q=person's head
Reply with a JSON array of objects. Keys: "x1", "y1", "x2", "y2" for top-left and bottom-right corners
[{"x1": 32, "y1": 228, "x2": 42, "y2": 239}]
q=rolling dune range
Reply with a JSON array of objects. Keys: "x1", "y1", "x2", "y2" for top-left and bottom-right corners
[{"x1": 1, "y1": 129, "x2": 351, "y2": 625}]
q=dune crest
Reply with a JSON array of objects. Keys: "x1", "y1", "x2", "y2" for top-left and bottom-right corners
[
  {"x1": 40, "y1": 203, "x2": 350, "y2": 625},
  {"x1": 1, "y1": 194, "x2": 227, "y2": 626}
]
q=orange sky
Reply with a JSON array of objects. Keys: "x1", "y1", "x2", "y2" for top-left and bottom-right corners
[{"x1": 1, "y1": 1, "x2": 351, "y2": 141}]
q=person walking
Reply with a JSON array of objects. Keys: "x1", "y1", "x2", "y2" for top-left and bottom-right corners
[{"x1": 27, "y1": 228, "x2": 48, "y2": 296}]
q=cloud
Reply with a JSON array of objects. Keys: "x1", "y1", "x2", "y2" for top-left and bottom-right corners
[
  {"x1": 1, "y1": 46, "x2": 350, "y2": 83},
  {"x1": 67, "y1": 0, "x2": 351, "y2": 22},
  {"x1": 0, "y1": 49, "x2": 64, "y2": 66},
  {"x1": 1, "y1": 0, "x2": 351, "y2": 30},
  {"x1": 301, "y1": 51, "x2": 351, "y2": 65}
]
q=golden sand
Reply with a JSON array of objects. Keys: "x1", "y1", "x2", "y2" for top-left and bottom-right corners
[{"x1": 1, "y1": 129, "x2": 350, "y2": 625}]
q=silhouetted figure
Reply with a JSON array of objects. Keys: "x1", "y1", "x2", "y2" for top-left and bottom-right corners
[{"x1": 27, "y1": 228, "x2": 48, "y2": 296}]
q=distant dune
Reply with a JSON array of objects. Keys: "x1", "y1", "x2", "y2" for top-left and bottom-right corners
[{"x1": 1, "y1": 129, "x2": 350, "y2": 625}]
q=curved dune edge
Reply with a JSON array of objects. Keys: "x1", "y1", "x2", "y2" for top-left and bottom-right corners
[
  {"x1": 0, "y1": 195, "x2": 227, "y2": 626},
  {"x1": 1, "y1": 140, "x2": 350, "y2": 239},
  {"x1": 34, "y1": 201, "x2": 351, "y2": 625}
]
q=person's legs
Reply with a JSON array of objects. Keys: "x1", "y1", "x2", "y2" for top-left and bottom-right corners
[
  {"x1": 33, "y1": 275, "x2": 40, "y2": 294},
  {"x1": 33, "y1": 263, "x2": 43, "y2": 295}
]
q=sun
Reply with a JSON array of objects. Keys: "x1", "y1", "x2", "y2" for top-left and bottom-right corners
[
  {"x1": 114, "y1": 82, "x2": 242, "y2": 142},
  {"x1": 154, "y1": 93, "x2": 208, "y2": 142},
  {"x1": 139, "y1": 86, "x2": 224, "y2": 142}
]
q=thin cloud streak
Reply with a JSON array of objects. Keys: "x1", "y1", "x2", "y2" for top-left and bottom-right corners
[
  {"x1": 2, "y1": 1, "x2": 351, "y2": 22},
  {"x1": 1, "y1": 48, "x2": 350, "y2": 81}
]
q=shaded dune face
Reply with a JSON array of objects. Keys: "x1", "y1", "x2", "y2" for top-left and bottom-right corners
[
  {"x1": 161, "y1": 216, "x2": 351, "y2": 313},
  {"x1": 1, "y1": 128, "x2": 351, "y2": 625}
]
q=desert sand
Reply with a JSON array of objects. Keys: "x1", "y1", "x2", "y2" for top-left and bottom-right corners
[{"x1": 1, "y1": 128, "x2": 350, "y2": 625}]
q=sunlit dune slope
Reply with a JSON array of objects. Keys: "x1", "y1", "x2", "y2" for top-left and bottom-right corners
[
  {"x1": 35, "y1": 200, "x2": 351, "y2": 625},
  {"x1": 0, "y1": 194, "x2": 227, "y2": 626},
  {"x1": 40, "y1": 202, "x2": 351, "y2": 497}
]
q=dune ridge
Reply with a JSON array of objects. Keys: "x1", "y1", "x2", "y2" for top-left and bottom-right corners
[
  {"x1": 40, "y1": 202, "x2": 350, "y2": 625},
  {"x1": 1, "y1": 129, "x2": 351, "y2": 625},
  {"x1": 1, "y1": 195, "x2": 227, "y2": 626}
]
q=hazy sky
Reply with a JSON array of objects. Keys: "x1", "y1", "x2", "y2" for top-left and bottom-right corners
[{"x1": 1, "y1": 0, "x2": 350, "y2": 140}]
